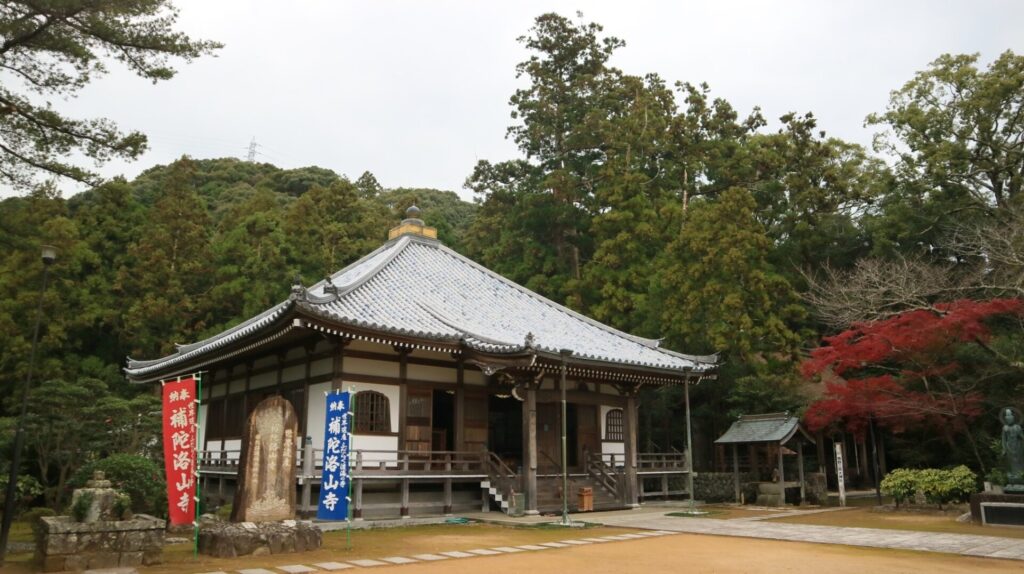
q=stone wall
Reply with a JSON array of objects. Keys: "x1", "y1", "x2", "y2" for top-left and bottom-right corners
[
  {"x1": 37, "y1": 514, "x2": 165, "y2": 572},
  {"x1": 693, "y1": 472, "x2": 827, "y2": 505},
  {"x1": 693, "y1": 472, "x2": 758, "y2": 503}
]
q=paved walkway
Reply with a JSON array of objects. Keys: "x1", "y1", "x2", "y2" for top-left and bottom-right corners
[
  {"x1": 586, "y1": 511, "x2": 1024, "y2": 561},
  {"x1": 194, "y1": 531, "x2": 677, "y2": 574}
]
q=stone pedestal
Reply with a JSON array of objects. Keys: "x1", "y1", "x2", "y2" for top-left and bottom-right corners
[
  {"x1": 71, "y1": 471, "x2": 121, "y2": 522},
  {"x1": 197, "y1": 519, "x2": 322, "y2": 558},
  {"x1": 37, "y1": 515, "x2": 165, "y2": 572},
  {"x1": 232, "y1": 396, "x2": 299, "y2": 522},
  {"x1": 970, "y1": 492, "x2": 1024, "y2": 526}
]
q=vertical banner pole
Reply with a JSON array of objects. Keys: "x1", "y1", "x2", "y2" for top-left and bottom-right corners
[
  {"x1": 347, "y1": 385, "x2": 355, "y2": 551},
  {"x1": 194, "y1": 372, "x2": 203, "y2": 559}
]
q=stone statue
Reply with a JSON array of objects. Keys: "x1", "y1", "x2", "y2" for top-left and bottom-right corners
[{"x1": 1002, "y1": 407, "x2": 1024, "y2": 493}]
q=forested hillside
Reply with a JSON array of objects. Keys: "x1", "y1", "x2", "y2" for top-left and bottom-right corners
[{"x1": 2, "y1": 12, "x2": 1024, "y2": 507}]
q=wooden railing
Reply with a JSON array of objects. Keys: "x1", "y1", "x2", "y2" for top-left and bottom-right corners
[
  {"x1": 199, "y1": 448, "x2": 490, "y2": 476},
  {"x1": 585, "y1": 452, "x2": 620, "y2": 495},
  {"x1": 638, "y1": 450, "x2": 689, "y2": 471},
  {"x1": 351, "y1": 449, "x2": 487, "y2": 475}
]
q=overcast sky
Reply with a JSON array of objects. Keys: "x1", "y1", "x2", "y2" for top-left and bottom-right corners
[{"x1": 11, "y1": 0, "x2": 1024, "y2": 200}]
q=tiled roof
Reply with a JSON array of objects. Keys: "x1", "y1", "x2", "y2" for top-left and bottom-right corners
[
  {"x1": 714, "y1": 413, "x2": 814, "y2": 445},
  {"x1": 126, "y1": 234, "x2": 716, "y2": 379}
]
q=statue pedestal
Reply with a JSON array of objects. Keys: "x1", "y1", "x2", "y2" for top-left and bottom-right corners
[{"x1": 970, "y1": 493, "x2": 1024, "y2": 527}]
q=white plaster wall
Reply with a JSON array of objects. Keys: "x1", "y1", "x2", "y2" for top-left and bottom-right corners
[
  {"x1": 249, "y1": 370, "x2": 276, "y2": 389},
  {"x1": 310, "y1": 356, "x2": 332, "y2": 377},
  {"x1": 304, "y1": 380, "x2": 400, "y2": 467},
  {"x1": 600, "y1": 404, "x2": 625, "y2": 456},
  {"x1": 224, "y1": 439, "x2": 241, "y2": 460},
  {"x1": 253, "y1": 354, "x2": 277, "y2": 369},
  {"x1": 228, "y1": 378, "x2": 246, "y2": 394},
  {"x1": 282, "y1": 363, "x2": 304, "y2": 383},
  {"x1": 464, "y1": 369, "x2": 487, "y2": 385},
  {"x1": 602, "y1": 441, "x2": 625, "y2": 457},
  {"x1": 408, "y1": 363, "x2": 456, "y2": 383},
  {"x1": 346, "y1": 357, "x2": 399, "y2": 378},
  {"x1": 198, "y1": 403, "x2": 208, "y2": 449}
]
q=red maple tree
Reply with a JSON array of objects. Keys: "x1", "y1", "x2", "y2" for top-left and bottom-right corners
[{"x1": 803, "y1": 299, "x2": 1023, "y2": 442}]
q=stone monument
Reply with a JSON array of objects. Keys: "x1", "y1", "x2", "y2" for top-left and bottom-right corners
[
  {"x1": 36, "y1": 471, "x2": 165, "y2": 571},
  {"x1": 231, "y1": 395, "x2": 299, "y2": 522}
]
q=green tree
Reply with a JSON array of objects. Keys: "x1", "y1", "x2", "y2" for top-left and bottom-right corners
[
  {"x1": 657, "y1": 187, "x2": 808, "y2": 417},
  {"x1": 204, "y1": 188, "x2": 290, "y2": 333},
  {"x1": 117, "y1": 158, "x2": 212, "y2": 358},
  {"x1": 0, "y1": 0, "x2": 220, "y2": 190},
  {"x1": 468, "y1": 13, "x2": 622, "y2": 302},
  {"x1": 868, "y1": 51, "x2": 1024, "y2": 213},
  {"x1": 283, "y1": 180, "x2": 388, "y2": 282},
  {"x1": 577, "y1": 73, "x2": 680, "y2": 332}
]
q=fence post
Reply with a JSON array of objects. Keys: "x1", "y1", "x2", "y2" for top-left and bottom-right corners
[{"x1": 301, "y1": 438, "x2": 314, "y2": 512}]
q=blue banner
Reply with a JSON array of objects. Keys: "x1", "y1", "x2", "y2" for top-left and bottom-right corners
[{"x1": 317, "y1": 390, "x2": 351, "y2": 520}]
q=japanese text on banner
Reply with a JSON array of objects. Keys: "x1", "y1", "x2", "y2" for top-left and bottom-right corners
[
  {"x1": 162, "y1": 378, "x2": 197, "y2": 526},
  {"x1": 317, "y1": 390, "x2": 351, "y2": 520}
]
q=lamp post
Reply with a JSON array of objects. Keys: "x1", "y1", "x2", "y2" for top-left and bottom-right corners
[
  {"x1": 0, "y1": 245, "x2": 56, "y2": 564},
  {"x1": 559, "y1": 349, "x2": 572, "y2": 527}
]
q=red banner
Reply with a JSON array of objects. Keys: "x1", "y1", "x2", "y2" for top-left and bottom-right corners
[{"x1": 162, "y1": 377, "x2": 197, "y2": 525}]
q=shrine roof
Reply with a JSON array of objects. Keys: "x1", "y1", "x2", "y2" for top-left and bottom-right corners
[
  {"x1": 714, "y1": 413, "x2": 815, "y2": 445},
  {"x1": 126, "y1": 233, "x2": 716, "y2": 381}
]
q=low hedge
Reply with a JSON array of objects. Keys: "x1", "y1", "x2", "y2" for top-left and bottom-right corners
[{"x1": 880, "y1": 465, "x2": 977, "y2": 509}]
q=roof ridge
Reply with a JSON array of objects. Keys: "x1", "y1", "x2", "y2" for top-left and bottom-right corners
[{"x1": 307, "y1": 235, "x2": 413, "y2": 298}]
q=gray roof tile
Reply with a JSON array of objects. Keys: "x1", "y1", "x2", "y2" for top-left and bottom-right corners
[{"x1": 126, "y1": 234, "x2": 716, "y2": 379}]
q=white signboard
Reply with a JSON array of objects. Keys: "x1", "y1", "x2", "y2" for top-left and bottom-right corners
[{"x1": 834, "y1": 442, "x2": 846, "y2": 507}]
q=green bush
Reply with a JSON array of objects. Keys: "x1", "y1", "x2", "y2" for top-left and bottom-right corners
[
  {"x1": 880, "y1": 466, "x2": 977, "y2": 509},
  {"x1": 112, "y1": 493, "x2": 132, "y2": 520},
  {"x1": 68, "y1": 454, "x2": 166, "y2": 517},
  {"x1": 0, "y1": 474, "x2": 44, "y2": 515},
  {"x1": 880, "y1": 468, "x2": 919, "y2": 508},
  {"x1": 20, "y1": 506, "x2": 56, "y2": 539},
  {"x1": 70, "y1": 492, "x2": 93, "y2": 522}
]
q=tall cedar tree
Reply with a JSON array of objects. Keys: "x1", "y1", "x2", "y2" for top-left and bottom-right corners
[
  {"x1": 657, "y1": 187, "x2": 807, "y2": 418},
  {"x1": 117, "y1": 159, "x2": 212, "y2": 357},
  {"x1": 468, "y1": 13, "x2": 621, "y2": 302}
]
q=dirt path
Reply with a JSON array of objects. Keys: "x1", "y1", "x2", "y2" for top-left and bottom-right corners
[{"x1": 362, "y1": 534, "x2": 1023, "y2": 574}]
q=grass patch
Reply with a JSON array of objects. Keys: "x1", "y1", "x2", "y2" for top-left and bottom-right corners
[{"x1": 667, "y1": 510, "x2": 720, "y2": 518}]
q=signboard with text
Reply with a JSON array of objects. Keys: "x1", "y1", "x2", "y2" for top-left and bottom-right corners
[{"x1": 834, "y1": 442, "x2": 847, "y2": 507}]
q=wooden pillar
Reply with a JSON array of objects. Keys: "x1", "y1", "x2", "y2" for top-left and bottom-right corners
[
  {"x1": 398, "y1": 347, "x2": 409, "y2": 450},
  {"x1": 523, "y1": 381, "x2": 538, "y2": 515},
  {"x1": 816, "y1": 431, "x2": 826, "y2": 474},
  {"x1": 454, "y1": 357, "x2": 465, "y2": 451},
  {"x1": 624, "y1": 387, "x2": 639, "y2": 507},
  {"x1": 777, "y1": 442, "x2": 785, "y2": 504},
  {"x1": 400, "y1": 478, "x2": 410, "y2": 518},
  {"x1": 444, "y1": 453, "x2": 453, "y2": 515},
  {"x1": 400, "y1": 450, "x2": 410, "y2": 517},
  {"x1": 331, "y1": 337, "x2": 347, "y2": 391},
  {"x1": 797, "y1": 439, "x2": 806, "y2": 504},
  {"x1": 732, "y1": 443, "x2": 740, "y2": 503}
]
